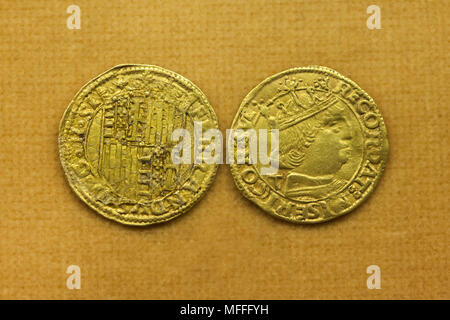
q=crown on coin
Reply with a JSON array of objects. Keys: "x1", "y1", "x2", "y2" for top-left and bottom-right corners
[{"x1": 262, "y1": 76, "x2": 339, "y2": 130}]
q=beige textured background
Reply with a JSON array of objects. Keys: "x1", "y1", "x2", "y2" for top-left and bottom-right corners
[{"x1": 0, "y1": 0, "x2": 448, "y2": 299}]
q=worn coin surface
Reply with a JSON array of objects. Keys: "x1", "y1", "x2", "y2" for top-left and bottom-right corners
[
  {"x1": 230, "y1": 66, "x2": 388, "y2": 223},
  {"x1": 59, "y1": 64, "x2": 218, "y2": 226}
]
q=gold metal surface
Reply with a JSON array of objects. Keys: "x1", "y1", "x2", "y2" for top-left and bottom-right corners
[
  {"x1": 58, "y1": 64, "x2": 218, "y2": 226},
  {"x1": 230, "y1": 66, "x2": 389, "y2": 223}
]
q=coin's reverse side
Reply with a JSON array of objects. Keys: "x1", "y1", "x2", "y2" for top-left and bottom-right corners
[{"x1": 59, "y1": 64, "x2": 218, "y2": 226}]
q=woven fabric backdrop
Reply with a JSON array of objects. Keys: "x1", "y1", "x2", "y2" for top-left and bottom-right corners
[{"x1": 0, "y1": 0, "x2": 448, "y2": 299}]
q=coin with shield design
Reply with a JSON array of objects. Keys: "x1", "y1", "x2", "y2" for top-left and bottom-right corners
[{"x1": 58, "y1": 64, "x2": 218, "y2": 225}]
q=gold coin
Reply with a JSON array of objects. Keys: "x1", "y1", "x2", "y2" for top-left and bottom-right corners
[
  {"x1": 58, "y1": 64, "x2": 218, "y2": 226},
  {"x1": 230, "y1": 66, "x2": 388, "y2": 223}
]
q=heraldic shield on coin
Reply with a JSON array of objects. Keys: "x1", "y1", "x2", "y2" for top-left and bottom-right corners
[
  {"x1": 58, "y1": 65, "x2": 218, "y2": 226},
  {"x1": 230, "y1": 66, "x2": 388, "y2": 223}
]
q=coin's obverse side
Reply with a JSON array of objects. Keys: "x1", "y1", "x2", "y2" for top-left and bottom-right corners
[
  {"x1": 59, "y1": 65, "x2": 218, "y2": 226},
  {"x1": 230, "y1": 66, "x2": 388, "y2": 223}
]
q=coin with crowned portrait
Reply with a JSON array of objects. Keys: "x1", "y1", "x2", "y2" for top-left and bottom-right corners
[
  {"x1": 58, "y1": 64, "x2": 218, "y2": 226},
  {"x1": 230, "y1": 66, "x2": 388, "y2": 223}
]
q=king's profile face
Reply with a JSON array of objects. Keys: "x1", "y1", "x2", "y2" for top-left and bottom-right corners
[
  {"x1": 295, "y1": 115, "x2": 353, "y2": 177},
  {"x1": 323, "y1": 117, "x2": 353, "y2": 165}
]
